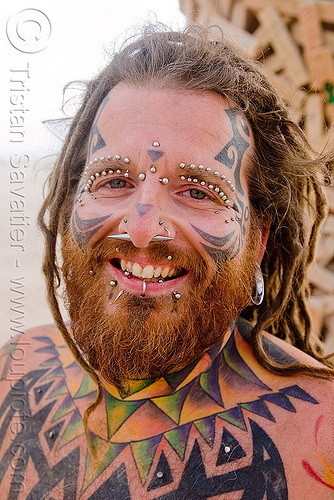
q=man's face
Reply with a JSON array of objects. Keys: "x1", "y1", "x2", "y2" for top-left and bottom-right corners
[{"x1": 63, "y1": 83, "x2": 262, "y2": 391}]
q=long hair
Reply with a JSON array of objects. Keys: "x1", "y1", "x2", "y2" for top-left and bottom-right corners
[{"x1": 38, "y1": 24, "x2": 334, "y2": 423}]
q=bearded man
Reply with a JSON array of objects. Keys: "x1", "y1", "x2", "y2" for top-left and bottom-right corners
[{"x1": 0, "y1": 25, "x2": 334, "y2": 499}]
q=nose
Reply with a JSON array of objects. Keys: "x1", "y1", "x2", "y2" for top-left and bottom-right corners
[{"x1": 118, "y1": 184, "x2": 175, "y2": 248}]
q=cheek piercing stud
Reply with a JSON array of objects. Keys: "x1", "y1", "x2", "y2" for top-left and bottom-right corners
[
  {"x1": 139, "y1": 173, "x2": 146, "y2": 181},
  {"x1": 109, "y1": 280, "x2": 117, "y2": 286},
  {"x1": 172, "y1": 291, "x2": 181, "y2": 300},
  {"x1": 159, "y1": 177, "x2": 169, "y2": 185}
]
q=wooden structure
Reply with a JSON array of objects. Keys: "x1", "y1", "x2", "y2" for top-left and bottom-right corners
[{"x1": 180, "y1": 0, "x2": 334, "y2": 351}]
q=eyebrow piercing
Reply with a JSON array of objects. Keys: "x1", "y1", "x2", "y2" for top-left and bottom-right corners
[
  {"x1": 150, "y1": 166, "x2": 156, "y2": 173},
  {"x1": 159, "y1": 177, "x2": 169, "y2": 185},
  {"x1": 138, "y1": 173, "x2": 146, "y2": 181}
]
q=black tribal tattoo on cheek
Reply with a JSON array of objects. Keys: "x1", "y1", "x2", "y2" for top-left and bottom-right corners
[
  {"x1": 88, "y1": 95, "x2": 110, "y2": 156},
  {"x1": 71, "y1": 211, "x2": 112, "y2": 253},
  {"x1": 191, "y1": 224, "x2": 241, "y2": 271}
]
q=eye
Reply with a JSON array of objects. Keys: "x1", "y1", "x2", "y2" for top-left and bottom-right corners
[
  {"x1": 107, "y1": 178, "x2": 126, "y2": 189},
  {"x1": 189, "y1": 188, "x2": 207, "y2": 200}
]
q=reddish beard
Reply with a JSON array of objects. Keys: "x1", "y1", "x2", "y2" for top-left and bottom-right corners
[{"x1": 62, "y1": 232, "x2": 256, "y2": 393}]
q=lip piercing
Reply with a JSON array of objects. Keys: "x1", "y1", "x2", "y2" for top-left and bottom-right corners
[
  {"x1": 158, "y1": 279, "x2": 164, "y2": 283},
  {"x1": 109, "y1": 280, "x2": 117, "y2": 286},
  {"x1": 167, "y1": 255, "x2": 172, "y2": 260},
  {"x1": 89, "y1": 269, "x2": 94, "y2": 275},
  {"x1": 141, "y1": 279, "x2": 147, "y2": 297},
  {"x1": 115, "y1": 290, "x2": 124, "y2": 301},
  {"x1": 172, "y1": 291, "x2": 181, "y2": 300},
  {"x1": 124, "y1": 271, "x2": 130, "y2": 277}
]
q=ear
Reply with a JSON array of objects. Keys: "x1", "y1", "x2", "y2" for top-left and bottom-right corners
[{"x1": 256, "y1": 224, "x2": 270, "y2": 264}]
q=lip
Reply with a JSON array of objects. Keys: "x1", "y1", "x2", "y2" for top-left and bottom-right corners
[{"x1": 107, "y1": 260, "x2": 190, "y2": 296}]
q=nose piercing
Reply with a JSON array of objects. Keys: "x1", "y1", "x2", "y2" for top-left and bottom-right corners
[
  {"x1": 164, "y1": 227, "x2": 171, "y2": 238},
  {"x1": 159, "y1": 221, "x2": 164, "y2": 225},
  {"x1": 107, "y1": 233, "x2": 174, "y2": 242},
  {"x1": 123, "y1": 219, "x2": 128, "y2": 223}
]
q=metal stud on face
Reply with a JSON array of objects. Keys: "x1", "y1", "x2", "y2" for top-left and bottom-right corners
[
  {"x1": 138, "y1": 173, "x2": 146, "y2": 181},
  {"x1": 159, "y1": 177, "x2": 169, "y2": 185},
  {"x1": 152, "y1": 141, "x2": 160, "y2": 147},
  {"x1": 150, "y1": 166, "x2": 156, "y2": 173}
]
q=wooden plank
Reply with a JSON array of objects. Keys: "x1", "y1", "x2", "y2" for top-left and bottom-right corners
[
  {"x1": 231, "y1": 1, "x2": 249, "y2": 30},
  {"x1": 318, "y1": 1, "x2": 334, "y2": 25},
  {"x1": 298, "y1": 2, "x2": 323, "y2": 54},
  {"x1": 251, "y1": 25, "x2": 272, "y2": 59},
  {"x1": 179, "y1": 0, "x2": 196, "y2": 19},
  {"x1": 209, "y1": 14, "x2": 257, "y2": 53},
  {"x1": 308, "y1": 262, "x2": 334, "y2": 293},
  {"x1": 243, "y1": 0, "x2": 299, "y2": 18},
  {"x1": 264, "y1": 53, "x2": 285, "y2": 72},
  {"x1": 307, "y1": 46, "x2": 334, "y2": 91},
  {"x1": 315, "y1": 234, "x2": 334, "y2": 266},
  {"x1": 325, "y1": 186, "x2": 334, "y2": 212},
  {"x1": 321, "y1": 214, "x2": 334, "y2": 236},
  {"x1": 269, "y1": 71, "x2": 305, "y2": 107},
  {"x1": 324, "y1": 314, "x2": 334, "y2": 354},
  {"x1": 257, "y1": 6, "x2": 310, "y2": 87},
  {"x1": 304, "y1": 94, "x2": 325, "y2": 149}
]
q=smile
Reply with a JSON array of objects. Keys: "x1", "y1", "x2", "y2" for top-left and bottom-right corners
[{"x1": 111, "y1": 258, "x2": 187, "y2": 282}]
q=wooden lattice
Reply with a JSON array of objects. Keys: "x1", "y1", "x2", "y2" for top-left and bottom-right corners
[{"x1": 180, "y1": 0, "x2": 334, "y2": 351}]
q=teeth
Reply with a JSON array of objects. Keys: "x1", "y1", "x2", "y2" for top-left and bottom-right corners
[
  {"x1": 132, "y1": 263, "x2": 142, "y2": 278},
  {"x1": 154, "y1": 267, "x2": 162, "y2": 278},
  {"x1": 161, "y1": 268, "x2": 170, "y2": 278},
  {"x1": 118, "y1": 260, "x2": 176, "y2": 280},
  {"x1": 142, "y1": 265, "x2": 154, "y2": 279}
]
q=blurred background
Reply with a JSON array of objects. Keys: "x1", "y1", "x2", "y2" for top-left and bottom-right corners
[{"x1": 1, "y1": 0, "x2": 334, "y2": 353}]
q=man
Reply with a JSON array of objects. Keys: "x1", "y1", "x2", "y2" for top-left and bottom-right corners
[{"x1": 0, "y1": 25, "x2": 333, "y2": 499}]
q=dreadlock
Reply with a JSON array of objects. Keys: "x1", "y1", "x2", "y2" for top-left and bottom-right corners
[{"x1": 38, "y1": 23, "x2": 334, "y2": 432}]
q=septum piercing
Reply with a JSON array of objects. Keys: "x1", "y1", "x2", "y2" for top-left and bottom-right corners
[
  {"x1": 164, "y1": 227, "x2": 171, "y2": 238},
  {"x1": 107, "y1": 233, "x2": 174, "y2": 242}
]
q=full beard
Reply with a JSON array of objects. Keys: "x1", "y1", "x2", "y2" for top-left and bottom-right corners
[{"x1": 62, "y1": 232, "x2": 257, "y2": 393}]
